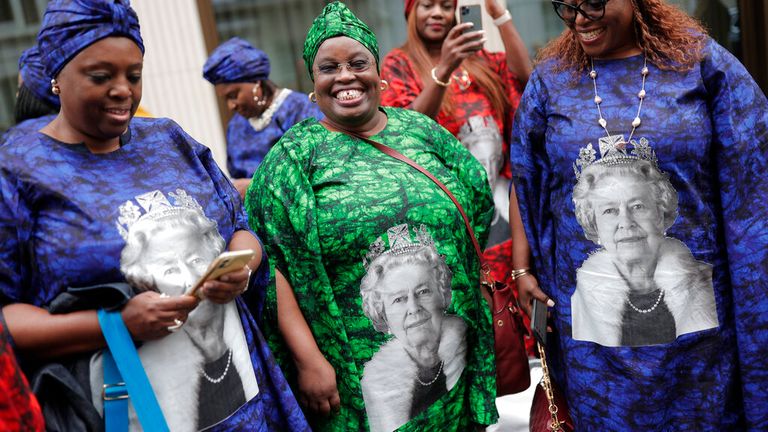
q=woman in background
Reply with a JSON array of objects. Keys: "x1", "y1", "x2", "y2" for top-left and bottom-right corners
[{"x1": 203, "y1": 37, "x2": 323, "y2": 198}]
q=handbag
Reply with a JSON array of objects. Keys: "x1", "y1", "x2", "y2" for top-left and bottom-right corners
[
  {"x1": 529, "y1": 344, "x2": 574, "y2": 432},
  {"x1": 324, "y1": 122, "x2": 531, "y2": 396}
]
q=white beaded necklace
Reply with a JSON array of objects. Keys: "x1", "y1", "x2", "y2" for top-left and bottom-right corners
[
  {"x1": 590, "y1": 56, "x2": 649, "y2": 143},
  {"x1": 627, "y1": 288, "x2": 665, "y2": 314},
  {"x1": 201, "y1": 349, "x2": 232, "y2": 384},
  {"x1": 416, "y1": 360, "x2": 444, "y2": 386}
]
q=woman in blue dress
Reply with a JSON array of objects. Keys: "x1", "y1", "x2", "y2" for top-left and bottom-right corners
[
  {"x1": 0, "y1": 1, "x2": 308, "y2": 431},
  {"x1": 511, "y1": 0, "x2": 768, "y2": 429},
  {"x1": 203, "y1": 37, "x2": 323, "y2": 198}
]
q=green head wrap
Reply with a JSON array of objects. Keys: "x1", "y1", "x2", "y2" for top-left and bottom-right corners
[{"x1": 302, "y1": 1, "x2": 379, "y2": 81}]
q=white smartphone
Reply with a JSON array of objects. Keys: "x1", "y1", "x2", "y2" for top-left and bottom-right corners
[{"x1": 186, "y1": 249, "x2": 256, "y2": 298}]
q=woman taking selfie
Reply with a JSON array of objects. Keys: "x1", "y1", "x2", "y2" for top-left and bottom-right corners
[
  {"x1": 0, "y1": 1, "x2": 308, "y2": 430},
  {"x1": 511, "y1": 0, "x2": 768, "y2": 429},
  {"x1": 247, "y1": 2, "x2": 496, "y2": 430}
]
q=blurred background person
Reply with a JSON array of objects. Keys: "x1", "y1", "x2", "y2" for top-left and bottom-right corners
[
  {"x1": 247, "y1": 2, "x2": 496, "y2": 430},
  {"x1": 511, "y1": 0, "x2": 768, "y2": 429},
  {"x1": 1, "y1": 46, "x2": 59, "y2": 146},
  {"x1": 203, "y1": 37, "x2": 323, "y2": 199}
]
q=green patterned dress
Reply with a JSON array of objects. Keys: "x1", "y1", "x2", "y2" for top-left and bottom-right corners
[{"x1": 246, "y1": 107, "x2": 497, "y2": 431}]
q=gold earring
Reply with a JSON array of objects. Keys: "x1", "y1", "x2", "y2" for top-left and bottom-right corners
[
  {"x1": 51, "y1": 78, "x2": 60, "y2": 95},
  {"x1": 308, "y1": 92, "x2": 317, "y2": 103},
  {"x1": 379, "y1": 79, "x2": 389, "y2": 91}
]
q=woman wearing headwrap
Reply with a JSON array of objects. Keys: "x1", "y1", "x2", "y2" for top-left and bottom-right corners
[
  {"x1": 203, "y1": 37, "x2": 323, "y2": 199},
  {"x1": 0, "y1": 46, "x2": 60, "y2": 146},
  {"x1": 247, "y1": 2, "x2": 497, "y2": 431},
  {"x1": 0, "y1": 1, "x2": 308, "y2": 431}
]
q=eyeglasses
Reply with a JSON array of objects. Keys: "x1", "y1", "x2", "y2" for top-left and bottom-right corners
[
  {"x1": 315, "y1": 59, "x2": 373, "y2": 76},
  {"x1": 551, "y1": 0, "x2": 610, "y2": 24}
]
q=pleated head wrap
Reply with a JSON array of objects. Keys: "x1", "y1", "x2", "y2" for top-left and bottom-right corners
[
  {"x1": 302, "y1": 1, "x2": 379, "y2": 81},
  {"x1": 202, "y1": 37, "x2": 271, "y2": 85},
  {"x1": 18, "y1": 46, "x2": 60, "y2": 109},
  {"x1": 37, "y1": 0, "x2": 144, "y2": 79}
]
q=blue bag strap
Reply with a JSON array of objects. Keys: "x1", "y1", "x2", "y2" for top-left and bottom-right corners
[
  {"x1": 97, "y1": 309, "x2": 170, "y2": 432},
  {"x1": 102, "y1": 349, "x2": 129, "y2": 432}
]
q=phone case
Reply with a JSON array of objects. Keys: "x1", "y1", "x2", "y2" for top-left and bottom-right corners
[
  {"x1": 187, "y1": 249, "x2": 256, "y2": 297},
  {"x1": 460, "y1": 5, "x2": 484, "y2": 33},
  {"x1": 531, "y1": 299, "x2": 548, "y2": 346}
]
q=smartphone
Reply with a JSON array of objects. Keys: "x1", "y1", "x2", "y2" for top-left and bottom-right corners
[
  {"x1": 186, "y1": 249, "x2": 256, "y2": 297},
  {"x1": 531, "y1": 299, "x2": 548, "y2": 346},
  {"x1": 459, "y1": 4, "x2": 484, "y2": 34}
]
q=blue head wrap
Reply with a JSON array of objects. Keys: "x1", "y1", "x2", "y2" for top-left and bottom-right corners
[
  {"x1": 18, "y1": 46, "x2": 60, "y2": 109},
  {"x1": 37, "y1": 0, "x2": 144, "y2": 79},
  {"x1": 202, "y1": 37, "x2": 271, "y2": 85}
]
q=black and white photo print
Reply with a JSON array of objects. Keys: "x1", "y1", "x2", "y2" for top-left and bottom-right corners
[
  {"x1": 571, "y1": 137, "x2": 719, "y2": 347},
  {"x1": 360, "y1": 224, "x2": 466, "y2": 432}
]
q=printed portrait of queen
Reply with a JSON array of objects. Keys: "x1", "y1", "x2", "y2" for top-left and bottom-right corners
[{"x1": 570, "y1": 139, "x2": 719, "y2": 347}]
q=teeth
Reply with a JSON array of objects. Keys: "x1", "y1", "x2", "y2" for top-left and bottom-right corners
[
  {"x1": 580, "y1": 28, "x2": 604, "y2": 41},
  {"x1": 336, "y1": 90, "x2": 362, "y2": 101}
]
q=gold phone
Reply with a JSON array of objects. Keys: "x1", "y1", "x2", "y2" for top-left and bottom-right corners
[{"x1": 186, "y1": 249, "x2": 256, "y2": 297}]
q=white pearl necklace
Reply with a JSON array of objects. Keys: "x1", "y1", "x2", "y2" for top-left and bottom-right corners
[
  {"x1": 249, "y1": 88, "x2": 291, "y2": 131},
  {"x1": 201, "y1": 349, "x2": 232, "y2": 384},
  {"x1": 590, "y1": 56, "x2": 649, "y2": 143},
  {"x1": 627, "y1": 288, "x2": 665, "y2": 314},
  {"x1": 416, "y1": 360, "x2": 444, "y2": 386}
]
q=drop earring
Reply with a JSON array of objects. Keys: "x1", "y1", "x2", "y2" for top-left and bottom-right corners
[
  {"x1": 51, "y1": 78, "x2": 60, "y2": 95},
  {"x1": 252, "y1": 82, "x2": 267, "y2": 107}
]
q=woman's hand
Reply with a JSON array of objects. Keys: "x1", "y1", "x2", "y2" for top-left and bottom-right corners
[
  {"x1": 121, "y1": 291, "x2": 199, "y2": 341},
  {"x1": 296, "y1": 353, "x2": 341, "y2": 416},
  {"x1": 516, "y1": 273, "x2": 554, "y2": 318},
  {"x1": 201, "y1": 265, "x2": 250, "y2": 304},
  {"x1": 434, "y1": 23, "x2": 486, "y2": 81},
  {"x1": 485, "y1": 0, "x2": 506, "y2": 19}
]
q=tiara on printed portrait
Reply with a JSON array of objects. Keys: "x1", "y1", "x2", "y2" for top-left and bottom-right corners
[
  {"x1": 573, "y1": 135, "x2": 659, "y2": 181},
  {"x1": 116, "y1": 189, "x2": 204, "y2": 240},
  {"x1": 363, "y1": 223, "x2": 436, "y2": 269}
]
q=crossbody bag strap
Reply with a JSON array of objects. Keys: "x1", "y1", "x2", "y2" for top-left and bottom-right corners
[
  {"x1": 320, "y1": 120, "x2": 485, "y2": 262},
  {"x1": 97, "y1": 309, "x2": 170, "y2": 432}
]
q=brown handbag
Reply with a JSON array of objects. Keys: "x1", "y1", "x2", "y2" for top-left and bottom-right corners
[
  {"x1": 326, "y1": 122, "x2": 531, "y2": 396},
  {"x1": 529, "y1": 344, "x2": 574, "y2": 432}
]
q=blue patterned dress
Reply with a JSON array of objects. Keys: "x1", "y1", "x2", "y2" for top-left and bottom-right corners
[
  {"x1": 511, "y1": 39, "x2": 768, "y2": 430},
  {"x1": 0, "y1": 117, "x2": 309, "y2": 431},
  {"x1": 0, "y1": 114, "x2": 55, "y2": 147},
  {"x1": 226, "y1": 90, "x2": 323, "y2": 179}
]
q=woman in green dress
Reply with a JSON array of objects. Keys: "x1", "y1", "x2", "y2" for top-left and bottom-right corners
[{"x1": 246, "y1": 2, "x2": 497, "y2": 430}]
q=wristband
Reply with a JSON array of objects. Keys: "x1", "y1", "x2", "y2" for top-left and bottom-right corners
[
  {"x1": 430, "y1": 67, "x2": 451, "y2": 87},
  {"x1": 493, "y1": 10, "x2": 512, "y2": 27}
]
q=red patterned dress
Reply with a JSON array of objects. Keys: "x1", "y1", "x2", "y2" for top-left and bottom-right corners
[
  {"x1": 0, "y1": 323, "x2": 44, "y2": 431},
  {"x1": 381, "y1": 48, "x2": 534, "y2": 355}
]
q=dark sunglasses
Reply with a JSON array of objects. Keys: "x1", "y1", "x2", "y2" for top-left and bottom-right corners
[{"x1": 551, "y1": 0, "x2": 610, "y2": 24}]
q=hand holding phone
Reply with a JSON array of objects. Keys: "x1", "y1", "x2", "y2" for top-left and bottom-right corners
[
  {"x1": 186, "y1": 249, "x2": 256, "y2": 298},
  {"x1": 531, "y1": 299, "x2": 548, "y2": 346},
  {"x1": 459, "y1": 4, "x2": 484, "y2": 34}
]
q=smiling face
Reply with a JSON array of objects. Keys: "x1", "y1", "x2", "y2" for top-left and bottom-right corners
[
  {"x1": 379, "y1": 263, "x2": 445, "y2": 359},
  {"x1": 591, "y1": 173, "x2": 665, "y2": 267},
  {"x1": 567, "y1": 0, "x2": 640, "y2": 59},
  {"x1": 312, "y1": 36, "x2": 382, "y2": 132},
  {"x1": 55, "y1": 37, "x2": 142, "y2": 145},
  {"x1": 413, "y1": 0, "x2": 455, "y2": 45},
  {"x1": 215, "y1": 82, "x2": 259, "y2": 119}
]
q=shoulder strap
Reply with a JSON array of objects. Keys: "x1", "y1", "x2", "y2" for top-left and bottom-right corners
[
  {"x1": 97, "y1": 309, "x2": 170, "y2": 432},
  {"x1": 320, "y1": 120, "x2": 484, "y2": 261}
]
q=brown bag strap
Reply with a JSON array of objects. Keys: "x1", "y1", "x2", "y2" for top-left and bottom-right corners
[{"x1": 320, "y1": 120, "x2": 485, "y2": 262}]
